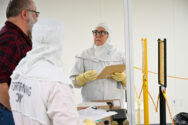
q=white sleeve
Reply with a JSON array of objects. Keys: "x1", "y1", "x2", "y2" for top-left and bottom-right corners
[
  {"x1": 46, "y1": 83, "x2": 83, "y2": 125},
  {"x1": 70, "y1": 57, "x2": 85, "y2": 88},
  {"x1": 70, "y1": 57, "x2": 85, "y2": 79}
]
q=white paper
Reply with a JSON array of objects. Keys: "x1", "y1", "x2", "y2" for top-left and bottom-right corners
[
  {"x1": 113, "y1": 100, "x2": 121, "y2": 107},
  {"x1": 78, "y1": 102, "x2": 108, "y2": 107},
  {"x1": 78, "y1": 107, "x2": 117, "y2": 122}
]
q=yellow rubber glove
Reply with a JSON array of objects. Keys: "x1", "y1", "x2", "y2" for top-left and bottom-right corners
[
  {"x1": 75, "y1": 70, "x2": 98, "y2": 87},
  {"x1": 111, "y1": 121, "x2": 118, "y2": 125},
  {"x1": 111, "y1": 72, "x2": 126, "y2": 86},
  {"x1": 83, "y1": 119, "x2": 96, "y2": 125}
]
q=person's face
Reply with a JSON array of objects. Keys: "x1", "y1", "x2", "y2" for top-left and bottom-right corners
[
  {"x1": 26, "y1": 0, "x2": 38, "y2": 38},
  {"x1": 93, "y1": 27, "x2": 108, "y2": 46}
]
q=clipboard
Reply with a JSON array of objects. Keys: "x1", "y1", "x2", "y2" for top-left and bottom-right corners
[{"x1": 97, "y1": 64, "x2": 126, "y2": 79}]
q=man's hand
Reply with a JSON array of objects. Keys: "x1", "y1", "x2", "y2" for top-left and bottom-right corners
[{"x1": 0, "y1": 83, "x2": 11, "y2": 111}]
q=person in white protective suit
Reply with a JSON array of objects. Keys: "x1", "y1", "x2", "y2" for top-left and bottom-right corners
[
  {"x1": 9, "y1": 19, "x2": 95, "y2": 125},
  {"x1": 70, "y1": 23, "x2": 126, "y2": 106}
]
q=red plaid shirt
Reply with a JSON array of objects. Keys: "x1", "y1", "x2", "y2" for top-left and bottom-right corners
[{"x1": 0, "y1": 21, "x2": 32, "y2": 86}]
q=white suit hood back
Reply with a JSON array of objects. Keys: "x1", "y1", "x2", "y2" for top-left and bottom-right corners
[{"x1": 11, "y1": 19, "x2": 70, "y2": 84}]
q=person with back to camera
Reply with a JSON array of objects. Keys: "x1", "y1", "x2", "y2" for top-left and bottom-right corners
[
  {"x1": 0, "y1": 0, "x2": 38, "y2": 124},
  {"x1": 70, "y1": 23, "x2": 126, "y2": 107},
  {"x1": 9, "y1": 19, "x2": 96, "y2": 125}
]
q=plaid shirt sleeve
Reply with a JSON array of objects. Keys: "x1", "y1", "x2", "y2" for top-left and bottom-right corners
[
  {"x1": 0, "y1": 21, "x2": 32, "y2": 85},
  {"x1": 0, "y1": 37, "x2": 20, "y2": 84}
]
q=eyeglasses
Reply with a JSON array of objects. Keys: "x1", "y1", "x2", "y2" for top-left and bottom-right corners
[
  {"x1": 92, "y1": 30, "x2": 108, "y2": 36},
  {"x1": 26, "y1": 9, "x2": 40, "y2": 17}
]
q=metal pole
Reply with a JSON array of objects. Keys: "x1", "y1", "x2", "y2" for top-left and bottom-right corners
[
  {"x1": 158, "y1": 39, "x2": 167, "y2": 125},
  {"x1": 142, "y1": 38, "x2": 149, "y2": 125},
  {"x1": 123, "y1": 0, "x2": 135, "y2": 125}
]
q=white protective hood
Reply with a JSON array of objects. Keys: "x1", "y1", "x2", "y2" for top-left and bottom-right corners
[
  {"x1": 76, "y1": 23, "x2": 123, "y2": 62},
  {"x1": 11, "y1": 19, "x2": 70, "y2": 84}
]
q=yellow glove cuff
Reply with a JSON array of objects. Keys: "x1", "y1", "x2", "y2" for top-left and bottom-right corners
[
  {"x1": 112, "y1": 72, "x2": 126, "y2": 86},
  {"x1": 75, "y1": 74, "x2": 88, "y2": 87},
  {"x1": 75, "y1": 70, "x2": 98, "y2": 87},
  {"x1": 121, "y1": 79, "x2": 126, "y2": 86}
]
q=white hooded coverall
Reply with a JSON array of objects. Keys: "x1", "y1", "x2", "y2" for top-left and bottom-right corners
[
  {"x1": 9, "y1": 19, "x2": 82, "y2": 125},
  {"x1": 70, "y1": 23, "x2": 126, "y2": 106}
]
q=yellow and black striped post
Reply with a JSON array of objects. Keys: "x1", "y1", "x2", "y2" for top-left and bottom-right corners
[{"x1": 158, "y1": 38, "x2": 167, "y2": 125}]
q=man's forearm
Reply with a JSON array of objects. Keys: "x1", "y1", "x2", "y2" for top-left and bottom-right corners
[{"x1": 0, "y1": 82, "x2": 11, "y2": 110}]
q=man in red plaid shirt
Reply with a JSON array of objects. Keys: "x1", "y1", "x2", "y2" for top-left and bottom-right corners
[{"x1": 0, "y1": 0, "x2": 38, "y2": 124}]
